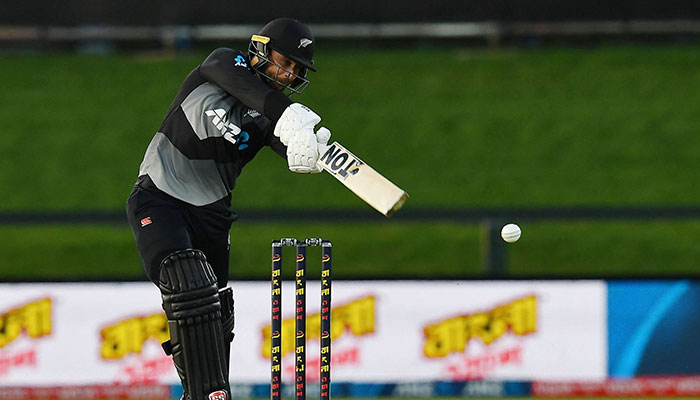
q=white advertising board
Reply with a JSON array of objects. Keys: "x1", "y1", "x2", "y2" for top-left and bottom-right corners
[{"x1": 0, "y1": 281, "x2": 606, "y2": 385}]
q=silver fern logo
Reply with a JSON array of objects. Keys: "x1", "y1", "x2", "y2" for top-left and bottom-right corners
[{"x1": 298, "y1": 38, "x2": 312, "y2": 48}]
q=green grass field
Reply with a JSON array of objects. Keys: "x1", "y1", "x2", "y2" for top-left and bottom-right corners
[
  {"x1": 2, "y1": 219, "x2": 700, "y2": 280},
  {"x1": 1, "y1": 44, "x2": 699, "y2": 279}
]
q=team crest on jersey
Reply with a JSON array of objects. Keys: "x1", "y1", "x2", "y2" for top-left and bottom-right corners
[
  {"x1": 140, "y1": 217, "x2": 152, "y2": 227},
  {"x1": 208, "y1": 390, "x2": 227, "y2": 400}
]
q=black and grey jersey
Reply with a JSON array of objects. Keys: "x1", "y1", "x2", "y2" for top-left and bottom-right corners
[{"x1": 138, "y1": 48, "x2": 293, "y2": 208}]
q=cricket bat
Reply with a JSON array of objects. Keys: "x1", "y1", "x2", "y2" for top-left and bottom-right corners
[{"x1": 317, "y1": 141, "x2": 408, "y2": 217}]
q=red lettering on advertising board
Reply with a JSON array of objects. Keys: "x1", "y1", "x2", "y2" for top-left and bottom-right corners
[
  {"x1": 114, "y1": 355, "x2": 173, "y2": 384},
  {"x1": 0, "y1": 384, "x2": 171, "y2": 399},
  {"x1": 0, "y1": 348, "x2": 37, "y2": 376},
  {"x1": 444, "y1": 344, "x2": 522, "y2": 380},
  {"x1": 532, "y1": 376, "x2": 700, "y2": 397}
]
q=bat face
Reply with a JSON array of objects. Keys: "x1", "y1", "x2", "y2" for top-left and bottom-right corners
[
  {"x1": 319, "y1": 143, "x2": 363, "y2": 180},
  {"x1": 318, "y1": 142, "x2": 408, "y2": 217}
]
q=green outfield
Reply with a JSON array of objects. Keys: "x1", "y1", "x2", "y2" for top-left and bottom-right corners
[
  {"x1": 3, "y1": 219, "x2": 700, "y2": 280},
  {"x1": 1, "y1": 44, "x2": 699, "y2": 279}
]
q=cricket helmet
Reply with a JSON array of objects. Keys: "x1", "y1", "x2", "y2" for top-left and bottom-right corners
[{"x1": 249, "y1": 18, "x2": 316, "y2": 94}]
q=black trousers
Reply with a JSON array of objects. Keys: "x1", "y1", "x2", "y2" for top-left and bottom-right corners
[{"x1": 125, "y1": 175, "x2": 237, "y2": 288}]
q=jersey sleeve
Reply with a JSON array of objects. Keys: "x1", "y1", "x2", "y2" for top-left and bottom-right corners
[
  {"x1": 266, "y1": 131, "x2": 287, "y2": 159},
  {"x1": 198, "y1": 47, "x2": 293, "y2": 121}
]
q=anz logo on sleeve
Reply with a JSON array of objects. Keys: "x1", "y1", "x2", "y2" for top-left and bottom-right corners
[
  {"x1": 205, "y1": 108, "x2": 250, "y2": 150},
  {"x1": 234, "y1": 55, "x2": 248, "y2": 68}
]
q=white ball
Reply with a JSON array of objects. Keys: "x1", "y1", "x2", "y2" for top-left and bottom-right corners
[{"x1": 501, "y1": 223, "x2": 521, "y2": 243}]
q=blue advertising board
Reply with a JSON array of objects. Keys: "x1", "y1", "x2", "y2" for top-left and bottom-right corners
[{"x1": 608, "y1": 280, "x2": 700, "y2": 377}]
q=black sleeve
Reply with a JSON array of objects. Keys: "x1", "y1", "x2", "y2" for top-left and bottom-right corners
[
  {"x1": 199, "y1": 48, "x2": 292, "y2": 121},
  {"x1": 267, "y1": 133, "x2": 287, "y2": 159}
]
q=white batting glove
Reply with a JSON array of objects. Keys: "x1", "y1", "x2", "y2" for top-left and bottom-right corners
[
  {"x1": 274, "y1": 103, "x2": 321, "y2": 146},
  {"x1": 287, "y1": 127, "x2": 332, "y2": 174},
  {"x1": 287, "y1": 128, "x2": 319, "y2": 173}
]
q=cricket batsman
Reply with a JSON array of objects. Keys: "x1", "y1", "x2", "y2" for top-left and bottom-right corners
[{"x1": 125, "y1": 18, "x2": 330, "y2": 400}]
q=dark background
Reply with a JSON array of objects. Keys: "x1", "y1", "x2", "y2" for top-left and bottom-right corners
[{"x1": 5, "y1": 1, "x2": 700, "y2": 26}]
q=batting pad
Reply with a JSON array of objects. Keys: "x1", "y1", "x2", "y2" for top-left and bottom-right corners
[{"x1": 159, "y1": 249, "x2": 230, "y2": 400}]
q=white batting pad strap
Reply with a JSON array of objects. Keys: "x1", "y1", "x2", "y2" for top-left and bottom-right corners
[{"x1": 274, "y1": 103, "x2": 321, "y2": 146}]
